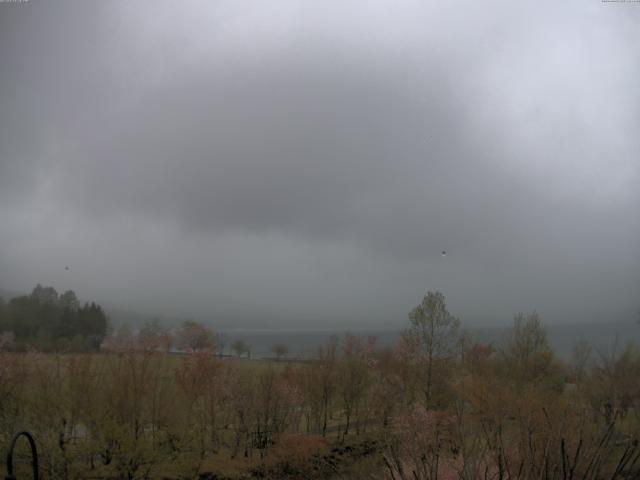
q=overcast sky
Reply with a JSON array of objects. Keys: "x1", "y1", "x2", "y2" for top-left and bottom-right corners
[{"x1": 0, "y1": 0, "x2": 639, "y2": 328}]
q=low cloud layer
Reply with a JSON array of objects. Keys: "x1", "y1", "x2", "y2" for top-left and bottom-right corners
[{"x1": 1, "y1": 0, "x2": 639, "y2": 327}]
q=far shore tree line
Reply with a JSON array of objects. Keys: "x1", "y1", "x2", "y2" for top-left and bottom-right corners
[
  {"x1": 0, "y1": 284, "x2": 108, "y2": 351},
  {"x1": 0, "y1": 285, "x2": 290, "y2": 359}
]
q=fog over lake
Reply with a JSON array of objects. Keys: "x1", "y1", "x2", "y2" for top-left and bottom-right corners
[{"x1": 1, "y1": 0, "x2": 639, "y2": 330}]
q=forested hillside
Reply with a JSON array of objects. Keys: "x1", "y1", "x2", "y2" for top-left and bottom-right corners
[{"x1": 0, "y1": 285, "x2": 109, "y2": 351}]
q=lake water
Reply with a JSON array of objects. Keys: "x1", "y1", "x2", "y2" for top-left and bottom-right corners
[{"x1": 219, "y1": 321, "x2": 640, "y2": 360}]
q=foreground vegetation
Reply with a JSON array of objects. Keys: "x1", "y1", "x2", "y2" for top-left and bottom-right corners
[{"x1": 1, "y1": 291, "x2": 639, "y2": 479}]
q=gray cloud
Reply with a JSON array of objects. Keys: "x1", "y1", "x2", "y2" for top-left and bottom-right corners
[{"x1": 1, "y1": 0, "x2": 639, "y2": 327}]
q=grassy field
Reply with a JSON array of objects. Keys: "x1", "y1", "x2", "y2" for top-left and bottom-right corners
[{"x1": 0, "y1": 352, "x2": 388, "y2": 479}]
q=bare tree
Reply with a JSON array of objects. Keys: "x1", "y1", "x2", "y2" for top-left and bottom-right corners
[
  {"x1": 232, "y1": 339, "x2": 250, "y2": 358},
  {"x1": 405, "y1": 291, "x2": 460, "y2": 408},
  {"x1": 571, "y1": 338, "x2": 592, "y2": 382},
  {"x1": 339, "y1": 334, "x2": 375, "y2": 435},
  {"x1": 271, "y1": 343, "x2": 289, "y2": 361},
  {"x1": 175, "y1": 320, "x2": 215, "y2": 352},
  {"x1": 215, "y1": 332, "x2": 226, "y2": 357},
  {"x1": 502, "y1": 311, "x2": 555, "y2": 384},
  {"x1": 309, "y1": 336, "x2": 339, "y2": 437}
]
